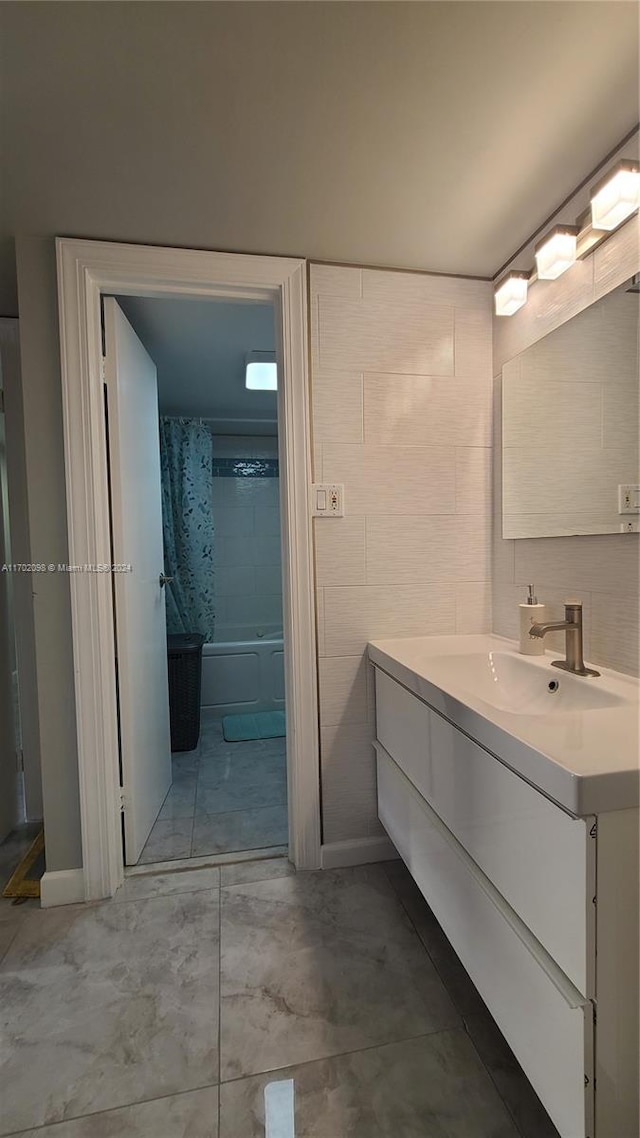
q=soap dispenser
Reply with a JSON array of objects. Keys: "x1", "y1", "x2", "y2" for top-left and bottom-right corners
[{"x1": 519, "y1": 585, "x2": 545, "y2": 655}]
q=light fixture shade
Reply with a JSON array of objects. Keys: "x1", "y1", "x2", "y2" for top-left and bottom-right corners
[
  {"x1": 494, "y1": 272, "x2": 529, "y2": 316},
  {"x1": 535, "y1": 226, "x2": 579, "y2": 280},
  {"x1": 591, "y1": 160, "x2": 640, "y2": 231},
  {"x1": 245, "y1": 350, "x2": 277, "y2": 390}
]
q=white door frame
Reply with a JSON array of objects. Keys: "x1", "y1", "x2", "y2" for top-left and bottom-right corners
[{"x1": 56, "y1": 238, "x2": 321, "y2": 901}]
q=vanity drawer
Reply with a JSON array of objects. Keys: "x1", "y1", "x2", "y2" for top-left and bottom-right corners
[
  {"x1": 375, "y1": 668, "x2": 595, "y2": 995},
  {"x1": 377, "y1": 745, "x2": 593, "y2": 1138}
]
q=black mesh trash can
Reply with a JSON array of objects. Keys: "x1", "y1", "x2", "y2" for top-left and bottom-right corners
[{"x1": 167, "y1": 633, "x2": 205, "y2": 752}]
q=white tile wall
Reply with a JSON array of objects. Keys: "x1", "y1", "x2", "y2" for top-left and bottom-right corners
[
  {"x1": 456, "y1": 581, "x2": 492, "y2": 635},
  {"x1": 314, "y1": 517, "x2": 366, "y2": 586},
  {"x1": 317, "y1": 295, "x2": 455, "y2": 375},
  {"x1": 311, "y1": 265, "x2": 493, "y2": 844},
  {"x1": 365, "y1": 515, "x2": 490, "y2": 584},
  {"x1": 212, "y1": 436, "x2": 283, "y2": 633},
  {"x1": 312, "y1": 371, "x2": 363, "y2": 444},
  {"x1": 492, "y1": 218, "x2": 640, "y2": 677},
  {"x1": 363, "y1": 372, "x2": 492, "y2": 448},
  {"x1": 319, "y1": 722, "x2": 385, "y2": 844},
  {"x1": 323, "y1": 583, "x2": 457, "y2": 657},
  {"x1": 455, "y1": 447, "x2": 492, "y2": 515},
  {"x1": 318, "y1": 655, "x2": 369, "y2": 727},
  {"x1": 322, "y1": 443, "x2": 456, "y2": 515}
]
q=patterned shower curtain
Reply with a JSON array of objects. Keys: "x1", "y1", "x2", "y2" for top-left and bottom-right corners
[{"x1": 159, "y1": 417, "x2": 216, "y2": 640}]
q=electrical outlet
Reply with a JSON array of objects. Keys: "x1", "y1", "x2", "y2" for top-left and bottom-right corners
[
  {"x1": 618, "y1": 484, "x2": 640, "y2": 514},
  {"x1": 312, "y1": 483, "x2": 344, "y2": 517}
]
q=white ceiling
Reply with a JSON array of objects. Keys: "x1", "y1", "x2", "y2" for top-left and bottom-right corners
[
  {"x1": 1, "y1": 2, "x2": 639, "y2": 317},
  {"x1": 116, "y1": 296, "x2": 276, "y2": 431}
]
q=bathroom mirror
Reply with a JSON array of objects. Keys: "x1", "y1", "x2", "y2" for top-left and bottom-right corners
[{"x1": 501, "y1": 277, "x2": 639, "y2": 538}]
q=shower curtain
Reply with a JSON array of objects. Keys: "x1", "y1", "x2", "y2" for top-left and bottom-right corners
[{"x1": 159, "y1": 416, "x2": 216, "y2": 641}]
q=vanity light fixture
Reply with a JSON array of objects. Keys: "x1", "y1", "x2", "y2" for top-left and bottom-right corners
[
  {"x1": 590, "y1": 160, "x2": 640, "y2": 231},
  {"x1": 494, "y1": 271, "x2": 529, "y2": 316},
  {"x1": 495, "y1": 154, "x2": 640, "y2": 315},
  {"x1": 534, "y1": 225, "x2": 579, "y2": 280}
]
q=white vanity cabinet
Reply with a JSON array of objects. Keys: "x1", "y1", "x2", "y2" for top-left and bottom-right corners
[{"x1": 371, "y1": 658, "x2": 639, "y2": 1138}]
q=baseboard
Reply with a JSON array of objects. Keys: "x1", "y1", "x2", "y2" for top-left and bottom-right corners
[
  {"x1": 40, "y1": 868, "x2": 85, "y2": 908},
  {"x1": 321, "y1": 835, "x2": 399, "y2": 870}
]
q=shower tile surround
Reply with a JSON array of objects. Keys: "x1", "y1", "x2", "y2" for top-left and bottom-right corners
[
  {"x1": 310, "y1": 265, "x2": 493, "y2": 846},
  {"x1": 211, "y1": 435, "x2": 283, "y2": 632},
  {"x1": 492, "y1": 212, "x2": 640, "y2": 677}
]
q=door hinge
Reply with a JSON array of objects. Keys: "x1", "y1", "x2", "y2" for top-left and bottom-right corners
[
  {"x1": 589, "y1": 820, "x2": 597, "y2": 839},
  {"x1": 118, "y1": 787, "x2": 126, "y2": 812},
  {"x1": 101, "y1": 356, "x2": 106, "y2": 381},
  {"x1": 15, "y1": 747, "x2": 24, "y2": 772}
]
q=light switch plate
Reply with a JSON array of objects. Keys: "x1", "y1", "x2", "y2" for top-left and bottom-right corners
[{"x1": 312, "y1": 483, "x2": 344, "y2": 517}]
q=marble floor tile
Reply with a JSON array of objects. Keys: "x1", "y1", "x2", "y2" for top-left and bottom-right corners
[
  {"x1": 0, "y1": 913, "x2": 23, "y2": 963},
  {"x1": 219, "y1": 1031, "x2": 518, "y2": 1138},
  {"x1": 219, "y1": 865, "x2": 460, "y2": 1080},
  {"x1": 220, "y1": 857, "x2": 295, "y2": 888},
  {"x1": 114, "y1": 865, "x2": 220, "y2": 903},
  {"x1": 464, "y1": 1012, "x2": 561, "y2": 1138},
  {"x1": 199, "y1": 712, "x2": 224, "y2": 736},
  {"x1": 385, "y1": 859, "x2": 488, "y2": 1017},
  {"x1": 192, "y1": 805, "x2": 288, "y2": 858},
  {"x1": 125, "y1": 847, "x2": 288, "y2": 877},
  {"x1": 138, "y1": 817, "x2": 194, "y2": 864},
  {"x1": 141, "y1": 720, "x2": 288, "y2": 868},
  {"x1": 198, "y1": 736, "x2": 268, "y2": 767},
  {"x1": 10, "y1": 1087, "x2": 219, "y2": 1137},
  {"x1": 171, "y1": 752, "x2": 200, "y2": 777},
  {"x1": 195, "y1": 771, "x2": 286, "y2": 816},
  {"x1": 197, "y1": 749, "x2": 285, "y2": 790},
  {"x1": 0, "y1": 891, "x2": 220, "y2": 1134},
  {"x1": 256, "y1": 738, "x2": 286, "y2": 758},
  {"x1": 157, "y1": 779, "x2": 198, "y2": 821}
]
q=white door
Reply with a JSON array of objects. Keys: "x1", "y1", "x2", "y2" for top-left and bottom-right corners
[
  {"x1": 103, "y1": 298, "x2": 172, "y2": 864},
  {"x1": 0, "y1": 397, "x2": 17, "y2": 844}
]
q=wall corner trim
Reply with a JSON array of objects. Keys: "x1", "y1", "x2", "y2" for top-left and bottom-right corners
[{"x1": 40, "y1": 868, "x2": 86, "y2": 908}]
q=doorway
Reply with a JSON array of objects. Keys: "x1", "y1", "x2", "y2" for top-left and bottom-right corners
[
  {"x1": 111, "y1": 293, "x2": 288, "y2": 865},
  {"x1": 56, "y1": 240, "x2": 320, "y2": 902}
]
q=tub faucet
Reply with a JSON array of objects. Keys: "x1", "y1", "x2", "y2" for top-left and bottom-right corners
[{"x1": 529, "y1": 601, "x2": 600, "y2": 677}]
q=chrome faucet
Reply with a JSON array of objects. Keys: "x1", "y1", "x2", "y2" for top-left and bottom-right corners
[{"x1": 529, "y1": 601, "x2": 600, "y2": 677}]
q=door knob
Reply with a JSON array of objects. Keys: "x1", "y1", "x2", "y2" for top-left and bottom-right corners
[{"x1": 159, "y1": 574, "x2": 174, "y2": 588}]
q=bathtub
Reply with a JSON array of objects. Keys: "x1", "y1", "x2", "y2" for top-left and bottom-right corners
[{"x1": 200, "y1": 625, "x2": 285, "y2": 716}]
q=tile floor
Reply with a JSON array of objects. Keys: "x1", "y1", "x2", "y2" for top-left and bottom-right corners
[
  {"x1": 0, "y1": 850, "x2": 560, "y2": 1137},
  {"x1": 138, "y1": 712, "x2": 288, "y2": 864}
]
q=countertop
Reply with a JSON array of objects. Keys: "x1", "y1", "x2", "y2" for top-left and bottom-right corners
[{"x1": 368, "y1": 634, "x2": 640, "y2": 816}]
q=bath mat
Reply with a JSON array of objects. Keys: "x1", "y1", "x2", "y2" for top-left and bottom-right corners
[
  {"x1": 222, "y1": 711, "x2": 286, "y2": 742},
  {"x1": 2, "y1": 830, "x2": 46, "y2": 900}
]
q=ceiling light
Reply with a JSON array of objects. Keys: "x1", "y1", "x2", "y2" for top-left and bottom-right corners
[
  {"x1": 590, "y1": 160, "x2": 640, "y2": 231},
  {"x1": 246, "y1": 351, "x2": 277, "y2": 391},
  {"x1": 534, "y1": 225, "x2": 579, "y2": 280},
  {"x1": 494, "y1": 272, "x2": 529, "y2": 317}
]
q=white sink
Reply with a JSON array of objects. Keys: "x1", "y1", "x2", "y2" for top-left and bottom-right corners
[
  {"x1": 425, "y1": 650, "x2": 628, "y2": 716},
  {"x1": 368, "y1": 634, "x2": 640, "y2": 815}
]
